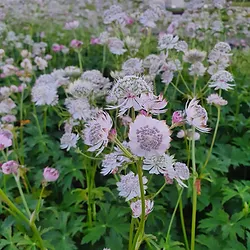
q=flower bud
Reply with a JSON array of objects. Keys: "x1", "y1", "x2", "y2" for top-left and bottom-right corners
[
  {"x1": 1, "y1": 160, "x2": 19, "y2": 175},
  {"x1": 43, "y1": 167, "x2": 59, "y2": 182}
]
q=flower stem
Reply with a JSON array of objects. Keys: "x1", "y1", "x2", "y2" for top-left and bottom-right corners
[
  {"x1": 179, "y1": 190, "x2": 190, "y2": 250},
  {"x1": 165, "y1": 188, "x2": 183, "y2": 245},
  {"x1": 151, "y1": 182, "x2": 167, "y2": 199},
  {"x1": 14, "y1": 174, "x2": 31, "y2": 218},
  {"x1": 200, "y1": 105, "x2": 221, "y2": 174},
  {"x1": 131, "y1": 160, "x2": 146, "y2": 250},
  {"x1": 77, "y1": 51, "x2": 83, "y2": 71},
  {"x1": 191, "y1": 126, "x2": 197, "y2": 250},
  {"x1": 128, "y1": 217, "x2": 135, "y2": 250},
  {"x1": 0, "y1": 189, "x2": 45, "y2": 249}
]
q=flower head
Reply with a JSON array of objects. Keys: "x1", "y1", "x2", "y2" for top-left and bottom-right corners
[
  {"x1": 185, "y1": 98, "x2": 210, "y2": 133},
  {"x1": 207, "y1": 93, "x2": 228, "y2": 106},
  {"x1": 130, "y1": 199, "x2": 154, "y2": 218},
  {"x1": 183, "y1": 49, "x2": 206, "y2": 63},
  {"x1": 117, "y1": 172, "x2": 148, "y2": 201},
  {"x1": 60, "y1": 132, "x2": 79, "y2": 151},
  {"x1": 164, "y1": 162, "x2": 190, "y2": 188},
  {"x1": 143, "y1": 154, "x2": 174, "y2": 174},
  {"x1": 0, "y1": 133, "x2": 12, "y2": 149},
  {"x1": 83, "y1": 111, "x2": 113, "y2": 155},
  {"x1": 129, "y1": 115, "x2": 171, "y2": 157},
  {"x1": 107, "y1": 75, "x2": 152, "y2": 116},
  {"x1": 43, "y1": 167, "x2": 59, "y2": 182},
  {"x1": 172, "y1": 110, "x2": 185, "y2": 125},
  {"x1": 1, "y1": 160, "x2": 19, "y2": 175},
  {"x1": 158, "y1": 34, "x2": 179, "y2": 51},
  {"x1": 140, "y1": 93, "x2": 167, "y2": 115},
  {"x1": 209, "y1": 70, "x2": 234, "y2": 91}
]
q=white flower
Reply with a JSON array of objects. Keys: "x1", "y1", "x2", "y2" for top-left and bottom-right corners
[
  {"x1": 143, "y1": 154, "x2": 175, "y2": 174},
  {"x1": 64, "y1": 20, "x2": 79, "y2": 30},
  {"x1": 164, "y1": 162, "x2": 190, "y2": 188},
  {"x1": 130, "y1": 199, "x2": 154, "y2": 218},
  {"x1": 183, "y1": 49, "x2": 206, "y2": 63},
  {"x1": 108, "y1": 37, "x2": 126, "y2": 55},
  {"x1": 185, "y1": 98, "x2": 210, "y2": 133},
  {"x1": 174, "y1": 41, "x2": 188, "y2": 53},
  {"x1": 129, "y1": 115, "x2": 171, "y2": 157},
  {"x1": 107, "y1": 75, "x2": 153, "y2": 116},
  {"x1": 139, "y1": 93, "x2": 167, "y2": 115},
  {"x1": 140, "y1": 9, "x2": 159, "y2": 28},
  {"x1": 189, "y1": 62, "x2": 207, "y2": 76},
  {"x1": 209, "y1": 70, "x2": 235, "y2": 91},
  {"x1": 83, "y1": 111, "x2": 113, "y2": 155},
  {"x1": 103, "y1": 5, "x2": 124, "y2": 24},
  {"x1": 65, "y1": 97, "x2": 91, "y2": 121},
  {"x1": 122, "y1": 58, "x2": 143, "y2": 75},
  {"x1": 60, "y1": 132, "x2": 79, "y2": 151},
  {"x1": 101, "y1": 150, "x2": 130, "y2": 176},
  {"x1": 161, "y1": 70, "x2": 174, "y2": 85},
  {"x1": 34, "y1": 57, "x2": 48, "y2": 70},
  {"x1": 206, "y1": 93, "x2": 228, "y2": 106},
  {"x1": 158, "y1": 34, "x2": 179, "y2": 51},
  {"x1": 31, "y1": 74, "x2": 58, "y2": 106},
  {"x1": 67, "y1": 79, "x2": 93, "y2": 97},
  {"x1": 117, "y1": 172, "x2": 148, "y2": 201}
]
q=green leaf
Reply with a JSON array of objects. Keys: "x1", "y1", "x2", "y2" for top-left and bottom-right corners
[{"x1": 81, "y1": 224, "x2": 106, "y2": 244}]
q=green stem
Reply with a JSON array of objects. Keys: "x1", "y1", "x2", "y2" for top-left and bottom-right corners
[
  {"x1": 114, "y1": 138, "x2": 135, "y2": 160},
  {"x1": 14, "y1": 174, "x2": 31, "y2": 218},
  {"x1": 200, "y1": 105, "x2": 221, "y2": 174},
  {"x1": 20, "y1": 90, "x2": 24, "y2": 164},
  {"x1": 191, "y1": 126, "x2": 197, "y2": 250},
  {"x1": 102, "y1": 45, "x2": 107, "y2": 73},
  {"x1": 179, "y1": 190, "x2": 190, "y2": 250},
  {"x1": 131, "y1": 160, "x2": 146, "y2": 250},
  {"x1": 43, "y1": 107, "x2": 47, "y2": 133},
  {"x1": 128, "y1": 217, "x2": 135, "y2": 250},
  {"x1": 77, "y1": 51, "x2": 83, "y2": 71},
  {"x1": 170, "y1": 82, "x2": 186, "y2": 96},
  {"x1": 165, "y1": 188, "x2": 184, "y2": 245},
  {"x1": 151, "y1": 182, "x2": 167, "y2": 199},
  {"x1": 0, "y1": 189, "x2": 45, "y2": 250}
]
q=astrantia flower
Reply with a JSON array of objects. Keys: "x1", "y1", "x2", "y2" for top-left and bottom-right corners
[
  {"x1": 0, "y1": 98, "x2": 16, "y2": 114},
  {"x1": 207, "y1": 93, "x2": 228, "y2": 106},
  {"x1": 130, "y1": 199, "x2": 154, "y2": 218},
  {"x1": 101, "y1": 147, "x2": 130, "y2": 176},
  {"x1": 107, "y1": 75, "x2": 153, "y2": 116},
  {"x1": 140, "y1": 93, "x2": 167, "y2": 115},
  {"x1": 143, "y1": 153, "x2": 175, "y2": 174},
  {"x1": 1, "y1": 114, "x2": 16, "y2": 123},
  {"x1": 60, "y1": 132, "x2": 79, "y2": 151},
  {"x1": 183, "y1": 49, "x2": 206, "y2": 63},
  {"x1": 65, "y1": 97, "x2": 91, "y2": 120},
  {"x1": 158, "y1": 34, "x2": 179, "y2": 51},
  {"x1": 67, "y1": 79, "x2": 93, "y2": 97},
  {"x1": 1, "y1": 160, "x2": 18, "y2": 175},
  {"x1": 117, "y1": 172, "x2": 148, "y2": 201},
  {"x1": 189, "y1": 62, "x2": 206, "y2": 76},
  {"x1": 64, "y1": 66, "x2": 81, "y2": 77},
  {"x1": 164, "y1": 162, "x2": 190, "y2": 188},
  {"x1": 108, "y1": 37, "x2": 126, "y2": 55},
  {"x1": 185, "y1": 98, "x2": 210, "y2": 133},
  {"x1": 0, "y1": 133, "x2": 12, "y2": 149},
  {"x1": 43, "y1": 167, "x2": 59, "y2": 182},
  {"x1": 103, "y1": 5, "x2": 124, "y2": 24},
  {"x1": 209, "y1": 70, "x2": 235, "y2": 91},
  {"x1": 31, "y1": 74, "x2": 58, "y2": 106},
  {"x1": 64, "y1": 20, "x2": 79, "y2": 30},
  {"x1": 83, "y1": 111, "x2": 113, "y2": 155},
  {"x1": 122, "y1": 58, "x2": 143, "y2": 75},
  {"x1": 129, "y1": 115, "x2": 171, "y2": 157}
]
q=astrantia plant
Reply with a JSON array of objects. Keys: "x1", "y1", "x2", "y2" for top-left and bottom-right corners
[{"x1": 1, "y1": 1, "x2": 250, "y2": 250}]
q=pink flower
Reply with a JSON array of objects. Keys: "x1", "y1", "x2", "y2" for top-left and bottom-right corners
[
  {"x1": 128, "y1": 115, "x2": 171, "y2": 157},
  {"x1": 172, "y1": 110, "x2": 185, "y2": 125},
  {"x1": 0, "y1": 133, "x2": 12, "y2": 150},
  {"x1": 1, "y1": 160, "x2": 19, "y2": 175},
  {"x1": 185, "y1": 98, "x2": 210, "y2": 133},
  {"x1": 140, "y1": 93, "x2": 167, "y2": 115},
  {"x1": 70, "y1": 39, "x2": 83, "y2": 49},
  {"x1": 90, "y1": 37, "x2": 101, "y2": 45},
  {"x1": 83, "y1": 111, "x2": 113, "y2": 155},
  {"x1": 52, "y1": 44, "x2": 62, "y2": 52},
  {"x1": 43, "y1": 167, "x2": 59, "y2": 182},
  {"x1": 130, "y1": 199, "x2": 154, "y2": 218}
]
